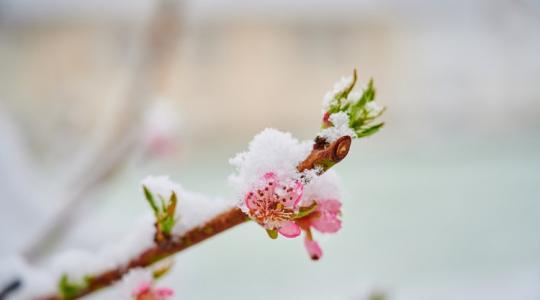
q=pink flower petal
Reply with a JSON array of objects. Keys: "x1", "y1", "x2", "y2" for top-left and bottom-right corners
[
  {"x1": 319, "y1": 199, "x2": 342, "y2": 214},
  {"x1": 311, "y1": 214, "x2": 341, "y2": 233},
  {"x1": 263, "y1": 172, "x2": 277, "y2": 181},
  {"x1": 133, "y1": 282, "x2": 151, "y2": 297},
  {"x1": 245, "y1": 172, "x2": 278, "y2": 210},
  {"x1": 245, "y1": 172, "x2": 306, "y2": 231},
  {"x1": 278, "y1": 221, "x2": 301, "y2": 238},
  {"x1": 292, "y1": 181, "x2": 304, "y2": 208},
  {"x1": 311, "y1": 199, "x2": 342, "y2": 233},
  {"x1": 304, "y1": 237, "x2": 323, "y2": 260},
  {"x1": 244, "y1": 192, "x2": 257, "y2": 210},
  {"x1": 155, "y1": 287, "x2": 174, "y2": 297},
  {"x1": 280, "y1": 180, "x2": 304, "y2": 208}
]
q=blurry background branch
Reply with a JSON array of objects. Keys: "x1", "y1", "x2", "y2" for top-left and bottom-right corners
[{"x1": 22, "y1": 0, "x2": 184, "y2": 262}]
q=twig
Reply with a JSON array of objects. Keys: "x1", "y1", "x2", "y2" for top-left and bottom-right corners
[
  {"x1": 24, "y1": 0, "x2": 183, "y2": 263},
  {"x1": 39, "y1": 135, "x2": 352, "y2": 300}
]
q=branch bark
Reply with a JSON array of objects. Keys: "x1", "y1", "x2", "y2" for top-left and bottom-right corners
[{"x1": 40, "y1": 135, "x2": 352, "y2": 300}]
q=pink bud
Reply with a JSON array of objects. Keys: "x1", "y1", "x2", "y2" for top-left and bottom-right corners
[{"x1": 304, "y1": 237, "x2": 323, "y2": 260}]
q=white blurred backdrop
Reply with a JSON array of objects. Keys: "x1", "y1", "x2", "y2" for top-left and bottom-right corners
[{"x1": 1, "y1": 0, "x2": 539, "y2": 299}]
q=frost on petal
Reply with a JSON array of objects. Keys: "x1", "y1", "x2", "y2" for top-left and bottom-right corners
[
  {"x1": 311, "y1": 199, "x2": 342, "y2": 233},
  {"x1": 278, "y1": 221, "x2": 301, "y2": 238},
  {"x1": 228, "y1": 128, "x2": 312, "y2": 207},
  {"x1": 304, "y1": 237, "x2": 323, "y2": 260}
]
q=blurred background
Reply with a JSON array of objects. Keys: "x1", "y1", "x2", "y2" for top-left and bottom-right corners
[{"x1": 1, "y1": 0, "x2": 540, "y2": 299}]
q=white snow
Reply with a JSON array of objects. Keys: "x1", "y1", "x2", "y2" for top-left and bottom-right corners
[
  {"x1": 365, "y1": 101, "x2": 384, "y2": 117},
  {"x1": 346, "y1": 90, "x2": 362, "y2": 105},
  {"x1": 141, "y1": 175, "x2": 181, "y2": 200},
  {"x1": 318, "y1": 112, "x2": 356, "y2": 142},
  {"x1": 1, "y1": 256, "x2": 56, "y2": 300},
  {"x1": 40, "y1": 213, "x2": 156, "y2": 284},
  {"x1": 170, "y1": 184, "x2": 235, "y2": 236},
  {"x1": 300, "y1": 170, "x2": 343, "y2": 206},
  {"x1": 116, "y1": 268, "x2": 153, "y2": 300},
  {"x1": 142, "y1": 175, "x2": 235, "y2": 236},
  {"x1": 298, "y1": 167, "x2": 323, "y2": 184},
  {"x1": 5, "y1": 125, "x2": 349, "y2": 300},
  {"x1": 4, "y1": 215, "x2": 156, "y2": 299},
  {"x1": 322, "y1": 75, "x2": 354, "y2": 112},
  {"x1": 228, "y1": 128, "x2": 312, "y2": 210},
  {"x1": 8, "y1": 176, "x2": 234, "y2": 299}
]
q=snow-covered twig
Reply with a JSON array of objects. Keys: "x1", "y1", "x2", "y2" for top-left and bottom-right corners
[
  {"x1": 35, "y1": 69, "x2": 385, "y2": 300},
  {"x1": 38, "y1": 135, "x2": 351, "y2": 300}
]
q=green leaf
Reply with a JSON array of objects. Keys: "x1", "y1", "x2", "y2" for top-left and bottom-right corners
[
  {"x1": 143, "y1": 186, "x2": 159, "y2": 216},
  {"x1": 348, "y1": 106, "x2": 365, "y2": 130},
  {"x1": 356, "y1": 78, "x2": 376, "y2": 108},
  {"x1": 152, "y1": 260, "x2": 174, "y2": 279},
  {"x1": 158, "y1": 195, "x2": 166, "y2": 214},
  {"x1": 59, "y1": 274, "x2": 86, "y2": 299},
  {"x1": 293, "y1": 202, "x2": 318, "y2": 219},
  {"x1": 356, "y1": 123, "x2": 384, "y2": 138},
  {"x1": 364, "y1": 106, "x2": 386, "y2": 121},
  {"x1": 154, "y1": 192, "x2": 179, "y2": 237},
  {"x1": 318, "y1": 158, "x2": 337, "y2": 172},
  {"x1": 167, "y1": 192, "x2": 177, "y2": 218},
  {"x1": 337, "y1": 69, "x2": 358, "y2": 100},
  {"x1": 161, "y1": 216, "x2": 175, "y2": 235},
  {"x1": 327, "y1": 69, "x2": 359, "y2": 115},
  {"x1": 266, "y1": 229, "x2": 278, "y2": 239}
]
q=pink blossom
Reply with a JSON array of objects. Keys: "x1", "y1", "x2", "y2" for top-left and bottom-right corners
[
  {"x1": 297, "y1": 198, "x2": 342, "y2": 260},
  {"x1": 322, "y1": 111, "x2": 332, "y2": 128},
  {"x1": 133, "y1": 282, "x2": 174, "y2": 300},
  {"x1": 244, "y1": 172, "x2": 342, "y2": 260},
  {"x1": 304, "y1": 237, "x2": 323, "y2": 260},
  {"x1": 278, "y1": 221, "x2": 301, "y2": 237},
  {"x1": 245, "y1": 172, "x2": 303, "y2": 237},
  {"x1": 309, "y1": 199, "x2": 342, "y2": 233},
  {"x1": 147, "y1": 134, "x2": 177, "y2": 156}
]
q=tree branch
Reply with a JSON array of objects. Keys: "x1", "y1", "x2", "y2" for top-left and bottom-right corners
[{"x1": 40, "y1": 135, "x2": 352, "y2": 300}]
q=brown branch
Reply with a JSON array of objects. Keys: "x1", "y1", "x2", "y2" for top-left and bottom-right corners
[
  {"x1": 40, "y1": 135, "x2": 352, "y2": 300},
  {"x1": 297, "y1": 135, "x2": 352, "y2": 173}
]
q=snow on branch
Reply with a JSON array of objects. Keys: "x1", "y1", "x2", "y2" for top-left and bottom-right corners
[
  {"x1": 320, "y1": 69, "x2": 385, "y2": 142},
  {"x1": 8, "y1": 70, "x2": 385, "y2": 300}
]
